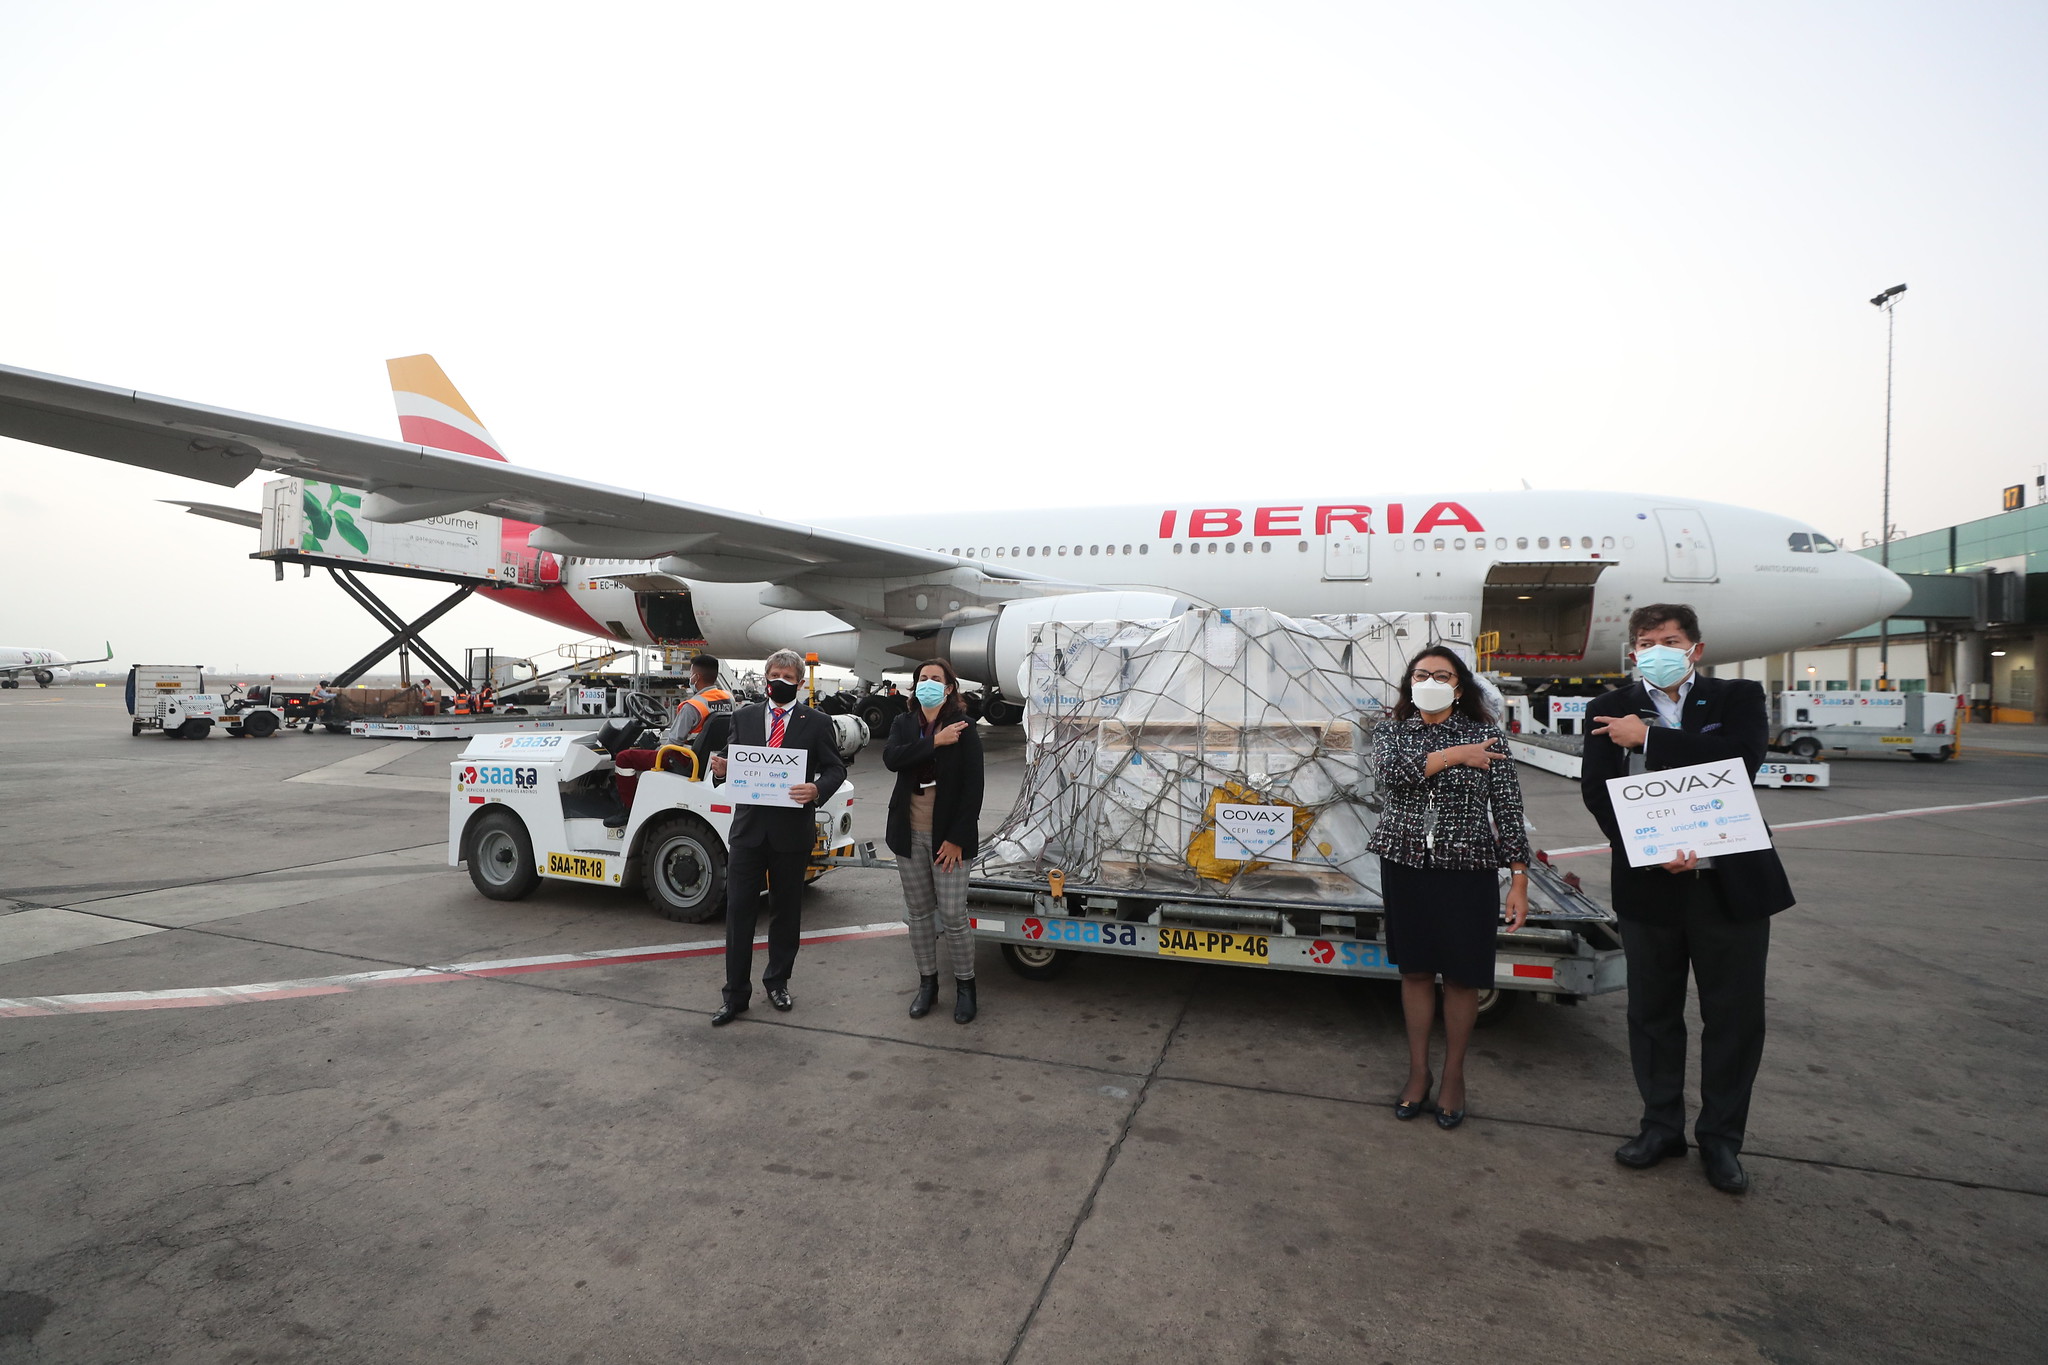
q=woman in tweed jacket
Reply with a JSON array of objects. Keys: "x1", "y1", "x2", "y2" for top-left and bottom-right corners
[{"x1": 1368, "y1": 646, "x2": 1531, "y2": 1129}]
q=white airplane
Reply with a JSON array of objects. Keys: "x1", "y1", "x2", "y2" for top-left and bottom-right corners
[
  {"x1": 0, "y1": 357, "x2": 1909, "y2": 716},
  {"x1": 1, "y1": 641, "x2": 112, "y2": 689}
]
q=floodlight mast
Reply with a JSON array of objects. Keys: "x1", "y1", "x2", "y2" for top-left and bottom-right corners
[{"x1": 1869, "y1": 283, "x2": 1906, "y2": 690}]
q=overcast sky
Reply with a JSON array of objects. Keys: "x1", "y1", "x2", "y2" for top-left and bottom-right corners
[{"x1": 3, "y1": 2, "x2": 2044, "y2": 672}]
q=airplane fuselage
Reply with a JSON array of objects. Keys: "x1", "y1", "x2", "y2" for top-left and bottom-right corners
[{"x1": 501, "y1": 490, "x2": 1905, "y2": 681}]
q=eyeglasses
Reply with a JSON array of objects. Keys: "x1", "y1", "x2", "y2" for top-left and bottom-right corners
[{"x1": 1410, "y1": 669, "x2": 1456, "y2": 684}]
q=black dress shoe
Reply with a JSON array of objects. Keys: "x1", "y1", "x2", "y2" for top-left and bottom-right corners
[
  {"x1": 1699, "y1": 1143, "x2": 1749, "y2": 1194},
  {"x1": 710, "y1": 1002, "x2": 748, "y2": 1027},
  {"x1": 1614, "y1": 1130, "x2": 1688, "y2": 1168},
  {"x1": 602, "y1": 809, "x2": 630, "y2": 829},
  {"x1": 1394, "y1": 1071, "x2": 1434, "y2": 1121},
  {"x1": 952, "y1": 977, "x2": 977, "y2": 1024},
  {"x1": 1434, "y1": 1104, "x2": 1465, "y2": 1130},
  {"x1": 766, "y1": 988, "x2": 793, "y2": 1012},
  {"x1": 908, "y1": 974, "x2": 939, "y2": 1019}
]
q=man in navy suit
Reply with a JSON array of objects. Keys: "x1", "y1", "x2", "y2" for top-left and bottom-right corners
[
  {"x1": 1582, "y1": 604, "x2": 1795, "y2": 1194},
  {"x1": 706, "y1": 649, "x2": 847, "y2": 1026}
]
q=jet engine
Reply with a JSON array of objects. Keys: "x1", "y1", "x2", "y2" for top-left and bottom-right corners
[{"x1": 927, "y1": 591, "x2": 1194, "y2": 691}]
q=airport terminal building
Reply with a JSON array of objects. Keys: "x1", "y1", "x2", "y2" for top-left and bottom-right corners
[{"x1": 1726, "y1": 499, "x2": 2047, "y2": 725}]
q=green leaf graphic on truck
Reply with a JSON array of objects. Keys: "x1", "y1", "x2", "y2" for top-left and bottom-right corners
[{"x1": 300, "y1": 483, "x2": 366, "y2": 554}]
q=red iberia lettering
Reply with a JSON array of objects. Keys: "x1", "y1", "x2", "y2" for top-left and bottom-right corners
[
  {"x1": 1386, "y1": 503, "x2": 1405, "y2": 534},
  {"x1": 1158, "y1": 509, "x2": 1177, "y2": 538},
  {"x1": 1315, "y1": 505, "x2": 1371, "y2": 535},
  {"x1": 1253, "y1": 507, "x2": 1302, "y2": 536},
  {"x1": 1413, "y1": 501, "x2": 1483, "y2": 533},
  {"x1": 1188, "y1": 508, "x2": 1242, "y2": 538}
]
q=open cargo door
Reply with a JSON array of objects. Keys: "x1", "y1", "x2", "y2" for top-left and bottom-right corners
[{"x1": 1482, "y1": 562, "x2": 1613, "y2": 664}]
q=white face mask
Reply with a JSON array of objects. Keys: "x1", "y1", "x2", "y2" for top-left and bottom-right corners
[{"x1": 1411, "y1": 679, "x2": 1458, "y2": 713}]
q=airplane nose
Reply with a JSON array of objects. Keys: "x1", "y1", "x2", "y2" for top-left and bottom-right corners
[{"x1": 1871, "y1": 560, "x2": 1913, "y2": 619}]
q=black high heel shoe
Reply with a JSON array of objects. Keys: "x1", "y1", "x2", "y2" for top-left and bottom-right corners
[
  {"x1": 1394, "y1": 1072, "x2": 1434, "y2": 1120},
  {"x1": 1434, "y1": 1084, "x2": 1466, "y2": 1130}
]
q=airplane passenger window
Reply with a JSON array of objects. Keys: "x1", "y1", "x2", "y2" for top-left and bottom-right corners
[
  {"x1": 1580, "y1": 536, "x2": 1593, "y2": 549},
  {"x1": 1058, "y1": 546, "x2": 1068, "y2": 555},
  {"x1": 1261, "y1": 541, "x2": 1271, "y2": 553},
  {"x1": 1173, "y1": 543, "x2": 1184, "y2": 554},
  {"x1": 1814, "y1": 535, "x2": 1838, "y2": 553},
  {"x1": 1104, "y1": 544, "x2": 1115, "y2": 555},
  {"x1": 1413, "y1": 537, "x2": 1424, "y2": 550},
  {"x1": 1296, "y1": 541, "x2": 1308, "y2": 552},
  {"x1": 1392, "y1": 539, "x2": 1404, "y2": 552},
  {"x1": 1139, "y1": 545, "x2": 1149, "y2": 554},
  {"x1": 1538, "y1": 537, "x2": 1549, "y2": 548},
  {"x1": 1433, "y1": 538, "x2": 1445, "y2": 551},
  {"x1": 1787, "y1": 533, "x2": 1812, "y2": 552},
  {"x1": 1225, "y1": 542, "x2": 1236, "y2": 554},
  {"x1": 1090, "y1": 545, "x2": 1099, "y2": 555},
  {"x1": 1516, "y1": 537, "x2": 1528, "y2": 549},
  {"x1": 1453, "y1": 538, "x2": 1466, "y2": 550},
  {"x1": 1601, "y1": 536, "x2": 1615, "y2": 549},
  {"x1": 1494, "y1": 538, "x2": 1506, "y2": 550},
  {"x1": 1208, "y1": 542, "x2": 1219, "y2": 554},
  {"x1": 1123, "y1": 544, "x2": 1133, "y2": 554},
  {"x1": 1622, "y1": 536, "x2": 1635, "y2": 549},
  {"x1": 1012, "y1": 546, "x2": 1021, "y2": 556}
]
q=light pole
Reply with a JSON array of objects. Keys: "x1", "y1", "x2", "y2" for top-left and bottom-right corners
[{"x1": 1869, "y1": 282, "x2": 1907, "y2": 689}]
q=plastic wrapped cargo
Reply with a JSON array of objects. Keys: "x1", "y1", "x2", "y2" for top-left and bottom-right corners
[{"x1": 982, "y1": 607, "x2": 1475, "y2": 899}]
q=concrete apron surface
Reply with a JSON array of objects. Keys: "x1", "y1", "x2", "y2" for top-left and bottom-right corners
[{"x1": 1, "y1": 690, "x2": 2044, "y2": 1364}]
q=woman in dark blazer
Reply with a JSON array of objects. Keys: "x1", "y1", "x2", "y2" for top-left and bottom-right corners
[
  {"x1": 882, "y1": 659, "x2": 986, "y2": 1023},
  {"x1": 1367, "y1": 646, "x2": 1531, "y2": 1129}
]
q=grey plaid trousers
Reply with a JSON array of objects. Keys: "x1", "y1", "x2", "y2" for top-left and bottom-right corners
[{"x1": 898, "y1": 830, "x2": 975, "y2": 979}]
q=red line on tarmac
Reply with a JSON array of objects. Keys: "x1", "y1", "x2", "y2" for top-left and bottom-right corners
[
  {"x1": 0, "y1": 921, "x2": 910, "y2": 1020},
  {"x1": 1540, "y1": 792, "x2": 2048, "y2": 861}
]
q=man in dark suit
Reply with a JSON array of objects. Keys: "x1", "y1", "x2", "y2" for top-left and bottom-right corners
[
  {"x1": 706, "y1": 649, "x2": 847, "y2": 1026},
  {"x1": 1582, "y1": 604, "x2": 1795, "y2": 1194}
]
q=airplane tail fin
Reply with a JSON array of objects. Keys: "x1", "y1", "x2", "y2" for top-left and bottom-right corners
[{"x1": 386, "y1": 355, "x2": 509, "y2": 463}]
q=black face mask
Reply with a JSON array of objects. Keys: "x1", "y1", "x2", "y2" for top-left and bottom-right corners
[{"x1": 766, "y1": 678, "x2": 800, "y2": 705}]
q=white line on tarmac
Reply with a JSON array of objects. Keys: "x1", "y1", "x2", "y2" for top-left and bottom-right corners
[
  {"x1": 1540, "y1": 792, "x2": 2048, "y2": 860},
  {"x1": 0, "y1": 920, "x2": 912, "y2": 1018},
  {"x1": 284, "y1": 742, "x2": 445, "y2": 794}
]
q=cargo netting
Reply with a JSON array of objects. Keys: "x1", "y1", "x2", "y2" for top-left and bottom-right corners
[{"x1": 979, "y1": 608, "x2": 1477, "y2": 900}]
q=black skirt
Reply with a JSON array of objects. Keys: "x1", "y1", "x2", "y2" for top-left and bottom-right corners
[{"x1": 1379, "y1": 858, "x2": 1501, "y2": 990}]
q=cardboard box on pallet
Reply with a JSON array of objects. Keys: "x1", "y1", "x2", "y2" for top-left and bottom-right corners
[{"x1": 986, "y1": 607, "x2": 1475, "y2": 899}]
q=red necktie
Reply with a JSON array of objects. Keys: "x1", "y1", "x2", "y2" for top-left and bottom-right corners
[{"x1": 769, "y1": 708, "x2": 787, "y2": 747}]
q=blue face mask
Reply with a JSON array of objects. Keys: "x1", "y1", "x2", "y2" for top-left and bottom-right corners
[
  {"x1": 1635, "y1": 644, "x2": 1695, "y2": 689},
  {"x1": 915, "y1": 680, "x2": 948, "y2": 708}
]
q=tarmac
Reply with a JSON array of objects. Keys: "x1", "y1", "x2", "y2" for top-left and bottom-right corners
[{"x1": 2, "y1": 687, "x2": 2045, "y2": 1364}]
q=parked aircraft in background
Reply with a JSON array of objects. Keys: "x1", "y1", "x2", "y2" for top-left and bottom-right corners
[
  {"x1": 0, "y1": 358, "x2": 1909, "y2": 711},
  {"x1": 1, "y1": 642, "x2": 112, "y2": 689}
]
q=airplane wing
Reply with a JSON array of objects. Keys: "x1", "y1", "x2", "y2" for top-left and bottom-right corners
[{"x1": 0, "y1": 363, "x2": 1077, "y2": 608}]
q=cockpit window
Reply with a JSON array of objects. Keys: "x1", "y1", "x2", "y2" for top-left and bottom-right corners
[
  {"x1": 1788, "y1": 532, "x2": 1812, "y2": 552},
  {"x1": 1812, "y1": 534, "x2": 1837, "y2": 553}
]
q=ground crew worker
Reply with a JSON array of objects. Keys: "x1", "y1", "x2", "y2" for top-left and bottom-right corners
[{"x1": 607, "y1": 656, "x2": 735, "y2": 825}]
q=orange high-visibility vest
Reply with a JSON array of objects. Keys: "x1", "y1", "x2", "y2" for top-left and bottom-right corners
[
  {"x1": 675, "y1": 688, "x2": 732, "y2": 735},
  {"x1": 451, "y1": 692, "x2": 472, "y2": 716}
]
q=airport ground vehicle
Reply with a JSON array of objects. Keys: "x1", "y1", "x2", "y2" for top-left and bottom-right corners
[
  {"x1": 1500, "y1": 693, "x2": 1832, "y2": 785},
  {"x1": 1770, "y1": 690, "x2": 1962, "y2": 763},
  {"x1": 955, "y1": 856, "x2": 1622, "y2": 1027},
  {"x1": 447, "y1": 724, "x2": 860, "y2": 921},
  {"x1": 906, "y1": 606, "x2": 1631, "y2": 1026},
  {"x1": 124, "y1": 666, "x2": 288, "y2": 739}
]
